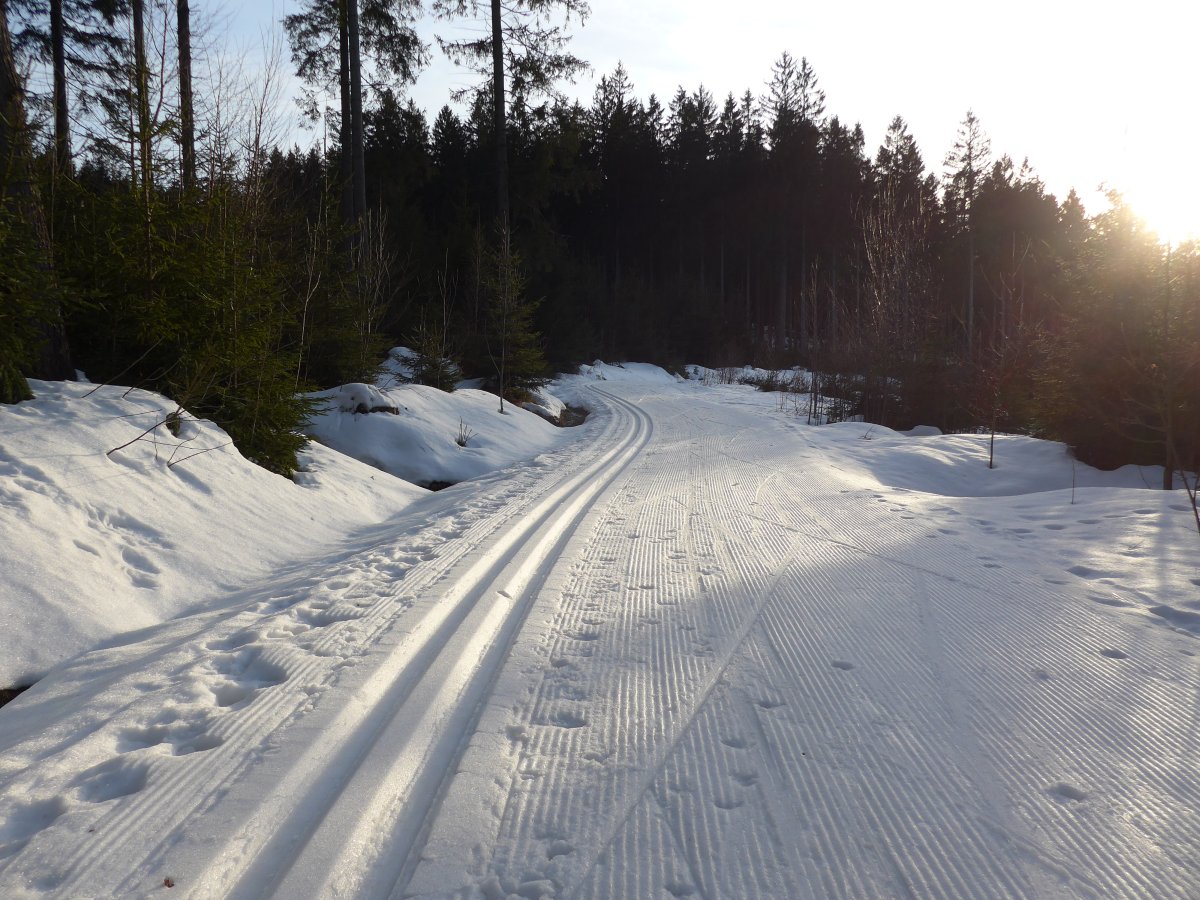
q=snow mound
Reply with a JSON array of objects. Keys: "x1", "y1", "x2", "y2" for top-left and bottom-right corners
[
  {"x1": 304, "y1": 383, "x2": 571, "y2": 488},
  {"x1": 575, "y1": 361, "x2": 678, "y2": 384},
  {"x1": 0, "y1": 381, "x2": 423, "y2": 687},
  {"x1": 311, "y1": 382, "x2": 398, "y2": 415},
  {"x1": 813, "y1": 423, "x2": 1165, "y2": 497}
]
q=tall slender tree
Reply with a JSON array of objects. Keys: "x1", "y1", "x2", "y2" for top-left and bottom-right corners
[
  {"x1": 945, "y1": 109, "x2": 991, "y2": 355},
  {"x1": 434, "y1": 0, "x2": 589, "y2": 225},
  {"x1": 286, "y1": 0, "x2": 426, "y2": 233},
  {"x1": 176, "y1": 0, "x2": 194, "y2": 191}
]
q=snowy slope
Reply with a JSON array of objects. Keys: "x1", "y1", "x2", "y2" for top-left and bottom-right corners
[
  {"x1": 2, "y1": 370, "x2": 1199, "y2": 898},
  {"x1": 0, "y1": 381, "x2": 423, "y2": 687}
]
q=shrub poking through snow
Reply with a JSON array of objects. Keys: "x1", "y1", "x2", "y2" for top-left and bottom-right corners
[{"x1": 456, "y1": 418, "x2": 474, "y2": 447}]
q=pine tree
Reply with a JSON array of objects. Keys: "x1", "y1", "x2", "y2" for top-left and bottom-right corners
[
  {"x1": 434, "y1": 0, "x2": 589, "y2": 227},
  {"x1": 486, "y1": 227, "x2": 547, "y2": 411},
  {"x1": 944, "y1": 109, "x2": 992, "y2": 356},
  {"x1": 285, "y1": 0, "x2": 427, "y2": 233}
]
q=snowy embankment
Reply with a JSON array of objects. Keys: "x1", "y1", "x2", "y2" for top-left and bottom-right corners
[
  {"x1": 2, "y1": 363, "x2": 1199, "y2": 898},
  {"x1": 0, "y1": 371, "x2": 571, "y2": 687},
  {"x1": 305, "y1": 380, "x2": 570, "y2": 488}
]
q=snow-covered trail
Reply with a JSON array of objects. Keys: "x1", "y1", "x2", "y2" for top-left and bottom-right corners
[{"x1": 2, "y1": 379, "x2": 1199, "y2": 898}]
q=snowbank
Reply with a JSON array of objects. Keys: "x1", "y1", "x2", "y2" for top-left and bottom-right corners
[
  {"x1": 0, "y1": 381, "x2": 425, "y2": 687},
  {"x1": 304, "y1": 383, "x2": 572, "y2": 488},
  {"x1": 811, "y1": 421, "x2": 1165, "y2": 497}
]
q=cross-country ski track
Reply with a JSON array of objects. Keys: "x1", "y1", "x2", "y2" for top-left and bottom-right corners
[{"x1": 2, "y1": 377, "x2": 1199, "y2": 898}]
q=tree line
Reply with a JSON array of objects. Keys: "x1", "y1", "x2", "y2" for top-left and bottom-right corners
[{"x1": 1, "y1": 1, "x2": 1196, "y2": 485}]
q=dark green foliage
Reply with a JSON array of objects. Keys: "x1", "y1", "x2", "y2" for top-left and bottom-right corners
[
  {"x1": 0, "y1": 209, "x2": 60, "y2": 403},
  {"x1": 484, "y1": 229, "x2": 548, "y2": 405},
  {"x1": 58, "y1": 166, "x2": 313, "y2": 476}
]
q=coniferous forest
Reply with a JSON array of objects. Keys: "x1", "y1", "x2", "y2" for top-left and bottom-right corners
[{"x1": 1, "y1": 0, "x2": 1196, "y2": 484}]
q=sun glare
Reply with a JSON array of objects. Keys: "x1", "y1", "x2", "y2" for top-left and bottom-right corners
[{"x1": 1126, "y1": 181, "x2": 1200, "y2": 247}]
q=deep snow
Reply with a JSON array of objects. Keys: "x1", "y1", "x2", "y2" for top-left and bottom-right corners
[{"x1": 1, "y1": 364, "x2": 1198, "y2": 898}]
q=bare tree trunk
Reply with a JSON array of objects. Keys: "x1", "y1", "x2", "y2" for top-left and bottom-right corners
[
  {"x1": 1162, "y1": 243, "x2": 1174, "y2": 490},
  {"x1": 490, "y1": 0, "x2": 507, "y2": 228},
  {"x1": 177, "y1": 0, "x2": 195, "y2": 191},
  {"x1": 347, "y1": 0, "x2": 366, "y2": 224},
  {"x1": 131, "y1": 0, "x2": 151, "y2": 197},
  {"x1": 966, "y1": 226, "x2": 975, "y2": 357},
  {"x1": 50, "y1": 0, "x2": 70, "y2": 177},
  {"x1": 131, "y1": 0, "x2": 152, "y2": 296},
  {"x1": 337, "y1": 0, "x2": 353, "y2": 233}
]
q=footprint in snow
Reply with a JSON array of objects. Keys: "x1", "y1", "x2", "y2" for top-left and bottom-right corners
[
  {"x1": 1047, "y1": 782, "x2": 1088, "y2": 802},
  {"x1": 73, "y1": 758, "x2": 149, "y2": 803},
  {"x1": 118, "y1": 723, "x2": 222, "y2": 756},
  {"x1": 1150, "y1": 605, "x2": 1200, "y2": 633},
  {"x1": 665, "y1": 881, "x2": 697, "y2": 898},
  {"x1": 0, "y1": 797, "x2": 68, "y2": 859},
  {"x1": 1067, "y1": 565, "x2": 1109, "y2": 579},
  {"x1": 546, "y1": 710, "x2": 588, "y2": 729},
  {"x1": 1088, "y1": 595, "x2": 1132, "y2": 608}
]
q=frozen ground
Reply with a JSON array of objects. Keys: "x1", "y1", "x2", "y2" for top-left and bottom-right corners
[{"x1": 2, "y1": 367, "x2": 1199, "y2": 897}]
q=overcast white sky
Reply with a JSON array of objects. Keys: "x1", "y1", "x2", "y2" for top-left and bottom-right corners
[{"x1": 224, "y1": 0, "x2": 1198, "y2": 242}]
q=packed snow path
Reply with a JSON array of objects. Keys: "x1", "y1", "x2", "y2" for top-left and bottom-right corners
[{"x1": 2, "y1": 380, "x2": 1199, "y2": 898}]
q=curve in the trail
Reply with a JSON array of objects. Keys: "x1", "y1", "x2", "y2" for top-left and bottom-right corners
[
  {"x1": 0, "y1": 389, "x2": 647, "y2": 898},
  {"x1": 222, "y1": 392, "x2": 651, "y2": 899}
]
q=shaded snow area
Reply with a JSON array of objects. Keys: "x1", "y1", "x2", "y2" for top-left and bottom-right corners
[
  {"x1": 304, "y1": 381, "x2": 572, "y2": 488},
  {"x1": 3, "y1": 367, "x2": 1200, "y2": 898}
]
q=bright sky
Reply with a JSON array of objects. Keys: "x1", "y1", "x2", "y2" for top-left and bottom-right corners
[{"x1": 222, "y1": 0, "x2": 1198, "y2": 243}]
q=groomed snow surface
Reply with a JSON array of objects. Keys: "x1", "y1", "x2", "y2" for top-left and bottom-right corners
[{"x1": 3, "y1": 362, "x2": 1200, "y2": 897}]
